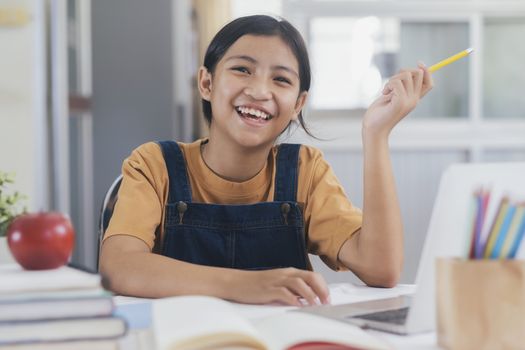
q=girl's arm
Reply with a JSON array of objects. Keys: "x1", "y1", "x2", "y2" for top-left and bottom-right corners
[
  {"x1": 99, "y1": 235, "x2": 330, "y2": 306},
  {"x1": 338, "y1": 64, "x2": 433, "y2": 287}
]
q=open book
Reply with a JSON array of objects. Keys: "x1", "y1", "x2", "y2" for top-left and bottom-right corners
[{"x1": 153, "y1": 296, "x2": 391, "y2": 350}]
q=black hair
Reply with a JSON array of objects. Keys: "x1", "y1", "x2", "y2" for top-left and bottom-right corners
[{"x1": 201, "y1": 15, "x2": 315, "y2": 137}]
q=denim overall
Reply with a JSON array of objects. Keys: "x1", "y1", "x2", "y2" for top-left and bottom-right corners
[{"x1": 158, "y1": 141, "x2": 308, "y2": 270}]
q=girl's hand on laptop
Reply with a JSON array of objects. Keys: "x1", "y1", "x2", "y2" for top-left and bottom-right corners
[
  {"x1": 228, "y1": 268, "x2": 330, "y2": 307},
  {"x1": 362, "y1": 63, "x2": 433, "y2": 139}
]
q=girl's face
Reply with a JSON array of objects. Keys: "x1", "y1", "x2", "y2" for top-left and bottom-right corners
[{"x1": 198, "y1": 34, "x2": 307, "y2": 150}]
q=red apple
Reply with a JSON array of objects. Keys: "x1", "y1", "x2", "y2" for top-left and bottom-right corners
[{"x1": 6, "y1": 212, "x2": 75, "y2": 270}]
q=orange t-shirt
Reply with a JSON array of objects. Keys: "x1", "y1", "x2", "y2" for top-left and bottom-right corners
[{"x1": 104, "y1": 139, "x2": 362, "y2": 271}]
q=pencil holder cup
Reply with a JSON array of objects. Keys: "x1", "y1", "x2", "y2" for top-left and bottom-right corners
[{"x1": 436, "y1": 258, "x2": 525, "y2": 350}]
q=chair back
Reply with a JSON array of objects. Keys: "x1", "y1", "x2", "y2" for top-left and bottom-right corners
[{"x1": 97, "y1": 175, "x2": 123, "y2": 267}]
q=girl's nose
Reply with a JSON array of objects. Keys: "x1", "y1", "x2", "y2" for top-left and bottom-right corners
[{"x1": 244, "y1": 79, "x2": 272, "y2": 100}]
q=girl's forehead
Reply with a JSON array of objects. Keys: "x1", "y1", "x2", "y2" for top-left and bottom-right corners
[{"x1": 221, "y1": 34, "x2": 299, "y2": 69}]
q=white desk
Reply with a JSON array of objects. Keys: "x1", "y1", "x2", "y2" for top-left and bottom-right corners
[
  {"x1": 0, "y1": 257, "x2": 438, "y2": 349},
  {"x1": 114, "y1": 283, "x2": 440, "y2": 350}
]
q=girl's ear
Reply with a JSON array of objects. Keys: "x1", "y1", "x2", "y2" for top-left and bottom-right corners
[
  {"x1": 292, "y1": 91, "x2": 308, "y2": 120},
  {"x1": 198, "y1": 66, "x2": 213, "y2": 101}
]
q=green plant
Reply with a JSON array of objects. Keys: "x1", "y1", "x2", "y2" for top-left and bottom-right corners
[{"x1": 0, "y1": 172, "x2": 26, "y2": 237}]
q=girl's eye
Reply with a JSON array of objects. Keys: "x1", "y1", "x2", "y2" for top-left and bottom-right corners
[
  {"x1": 275, "y1": 77, "x2": 292, "y2": 85},
  {"x1": 231, "y1": 66, "x2": 250, "y2": 74}
]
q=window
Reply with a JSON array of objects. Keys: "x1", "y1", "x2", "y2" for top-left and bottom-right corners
[
  {"x1": 310, "y1": 16, "x2": 387, "y2": 110},
  {"x1": 284, "y1": 0, "x2": 525, "y2": 125},
  {"x1": 310, "y1": 17, "x2": 470, "y2": 118},
  {"x1": 483, "y1": 17, "x2": 525, "y2": 119}
]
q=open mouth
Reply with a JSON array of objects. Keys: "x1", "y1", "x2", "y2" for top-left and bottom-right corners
[{"x1": 235, "y1": 106, "x2": 273, "y2": 122}]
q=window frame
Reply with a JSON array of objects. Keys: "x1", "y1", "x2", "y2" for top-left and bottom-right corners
[{"x1": 283, "y1": 0, "x2": 525, "y2": 161}]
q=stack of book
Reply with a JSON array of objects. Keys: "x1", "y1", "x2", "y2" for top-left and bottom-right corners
[{"x1": 0, "y1": 264, "x2": 127, "y2": 349}]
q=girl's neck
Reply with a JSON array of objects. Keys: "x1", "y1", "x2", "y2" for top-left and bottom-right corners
[{"x1": 201, "y1": 138, "x2": 272, "y2": 182}]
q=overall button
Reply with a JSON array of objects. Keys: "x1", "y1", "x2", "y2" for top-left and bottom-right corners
[
  {"x1": 281, "y1": 203, "x2": 291, "y2": 225},
  {"x1": 177, "y1": 201, "x2": 187, "y2": 224}
]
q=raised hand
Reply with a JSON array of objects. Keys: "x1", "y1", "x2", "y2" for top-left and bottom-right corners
[{"x1": 362, "y1": 63, "x2": 433, "y2": 138}]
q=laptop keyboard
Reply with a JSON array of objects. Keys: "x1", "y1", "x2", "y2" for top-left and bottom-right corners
[{"x1": 352, "y1": 306, "x2": 410, "y2": 325}]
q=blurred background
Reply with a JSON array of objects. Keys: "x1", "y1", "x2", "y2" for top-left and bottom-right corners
[{"x1": 1, "y1": 0, "x2": 525, "y2": 283}]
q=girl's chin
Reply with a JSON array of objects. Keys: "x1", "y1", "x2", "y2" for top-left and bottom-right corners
[{"x1": 233, "y1": 133, "x2": 273, "y2": 149}]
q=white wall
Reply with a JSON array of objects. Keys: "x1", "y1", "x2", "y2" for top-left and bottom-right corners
[
  {"x1": 231, "y1": 0, "x2": 282, "y2": 17},
  {"x1": 0, "y1": 0, "x2": 45, "y2": 211}
]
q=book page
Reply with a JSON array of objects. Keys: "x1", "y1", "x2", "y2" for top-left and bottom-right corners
[
  {"x1": 253, "y1": 312, "x2": 391, "y2": 350},
  {"x1": 153, "y1": 296, "x2": 267, "y2": 350}
]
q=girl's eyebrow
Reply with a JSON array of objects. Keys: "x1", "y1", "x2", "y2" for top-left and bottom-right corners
[{"x1": 225, "y1": 54, "x2": 299, "y2": 78}]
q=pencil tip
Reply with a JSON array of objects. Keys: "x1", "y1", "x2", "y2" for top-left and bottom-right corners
[{"x1": 467, "y1": 47, "x2": 474, "y2": 53}]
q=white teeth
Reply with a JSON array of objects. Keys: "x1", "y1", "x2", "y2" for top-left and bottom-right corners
[{"x1": 237, "y1": 106, "x2": 271, "y2": 120}]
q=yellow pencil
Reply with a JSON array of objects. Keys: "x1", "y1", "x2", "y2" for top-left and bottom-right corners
[{"x1": 428, "y1": 48, "x2": 474, "y2": 73}]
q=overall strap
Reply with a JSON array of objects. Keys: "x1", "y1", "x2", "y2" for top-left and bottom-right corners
[
  {"x1": 158, "y1": 140, "x2": 192, "y2": 203},
  {"x1": 274, "y1": 143, "x2": 301, "y2": 202}
]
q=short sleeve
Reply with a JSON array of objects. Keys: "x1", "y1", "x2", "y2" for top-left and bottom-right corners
[
  {"x1": 103, "y1": 142, "x2": 168, "y2": 250},
  {"x1": 301, "y1": 147, "x2": 362, "y2": 271}
]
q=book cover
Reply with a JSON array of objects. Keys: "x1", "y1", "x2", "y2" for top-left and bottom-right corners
[
  {"x1": 0, "y1": 316, "x2": 127, "y2": 345},
  {"x1": 0, "y1": 264, "x2": 101, "y2": 294},
  {"x1": 0, "y1": 339, "x2": 120, "y2": 350},
  {"x1": 0, "y1": 290, "x2": 114, "y2": 322}
]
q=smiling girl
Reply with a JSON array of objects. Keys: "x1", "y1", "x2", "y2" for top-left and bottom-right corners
[{"x1": 99, "y1": 15, "x2": 433, "y2": 306}]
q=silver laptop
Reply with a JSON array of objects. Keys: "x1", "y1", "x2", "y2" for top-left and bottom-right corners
[{"x1": 297, "y1": 162, "x2": 525, "y2": 335}]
